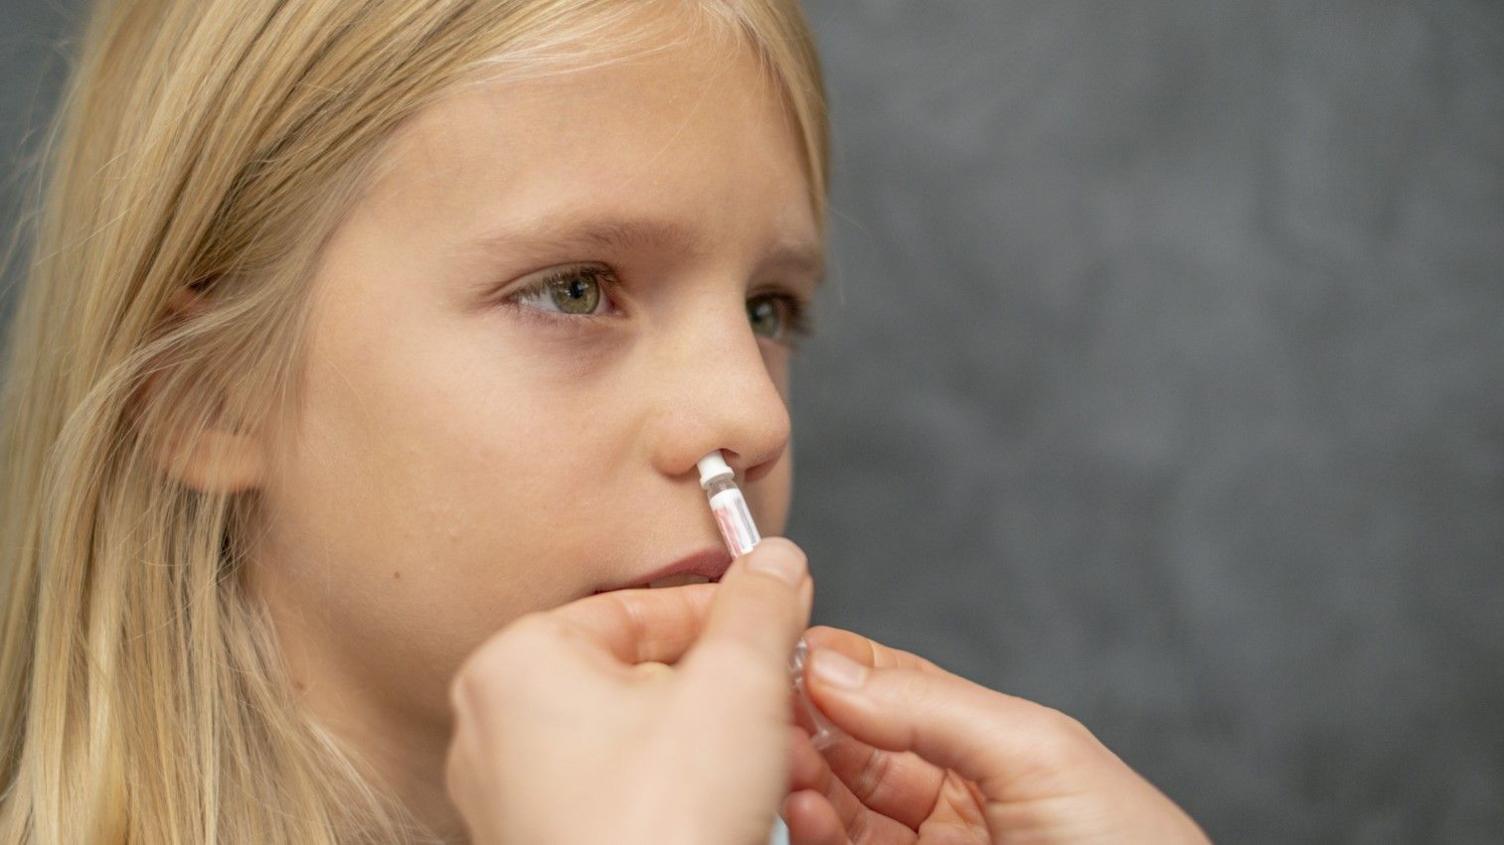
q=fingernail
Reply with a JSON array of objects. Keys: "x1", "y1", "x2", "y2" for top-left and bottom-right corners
[
  {"x1": 811, "y1": 649, "x2": 867, "y2": 690},
  {"x1": 746, "y1": 545, "x2": 806, "y2": 586}
]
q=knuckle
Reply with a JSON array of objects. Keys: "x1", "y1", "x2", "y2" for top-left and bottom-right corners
[
  {"x1": 507, "y1": 610, "x2": 566, "y2": 645},
  {"x1": 889, "y1": 666, "x2": 936, "y2": 705},
  {"x1": 451, "y1": 612, "x2": 561, "y2": 710},
  {"x1": 1030, "y1": 706, "x2": 1102, "y2": 767},
  {"x1": 449, "y1": 656, "x2": 501, "y2": 716},
  {"x1": 447, "y1": 671, "x2": 471, "y2": 715},
  {"x1": 849, "y1": 746, "x2": 894, "y2": 805}
]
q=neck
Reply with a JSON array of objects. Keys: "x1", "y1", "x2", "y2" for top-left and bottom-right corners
[
  {"x1": 249, "y1": 570, "x2": 471, "y2": 843},
  {"x1": 318, "y1": 695, "x2": 470, "y2": 843}
]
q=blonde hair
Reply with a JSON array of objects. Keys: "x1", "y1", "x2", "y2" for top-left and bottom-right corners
[{"x1": 0, "y1": 1, "x2": 828, "y2": 841}]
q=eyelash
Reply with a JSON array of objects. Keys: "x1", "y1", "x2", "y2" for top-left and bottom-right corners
[{"x1": 501, "y1": 263, "x2": 816, "y2": 349}]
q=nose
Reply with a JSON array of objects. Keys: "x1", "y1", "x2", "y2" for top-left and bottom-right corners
[{"x1": 646, "y1": 297, "x2": 791, "y2": 486}]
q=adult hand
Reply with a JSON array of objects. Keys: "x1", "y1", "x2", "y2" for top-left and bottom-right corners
[
  {"x1": 782, "y1": 626, "x2": 1209, "y2": 844},
  {"x1": 444, "y1": 537, "x2": 812, "y2": 845}
]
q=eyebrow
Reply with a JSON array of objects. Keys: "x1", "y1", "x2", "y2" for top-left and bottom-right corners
[{"x1": 469, "y1": 214, "x2": 826, "y2": 287}]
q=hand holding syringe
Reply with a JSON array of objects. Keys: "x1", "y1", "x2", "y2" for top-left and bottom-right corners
[
  {"x1": 697, "y1": 450, "x2": 842, "y2": 750},
  {"x1": 444, "y1": 453, "x2": 1207, "y2": 843}
]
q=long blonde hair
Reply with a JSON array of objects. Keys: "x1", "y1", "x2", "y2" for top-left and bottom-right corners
[{"x1": 0, "y1": 1, "x2": 828, "y2": 840}]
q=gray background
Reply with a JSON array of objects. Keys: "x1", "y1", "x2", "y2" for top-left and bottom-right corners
[{"x1": 4, "y1": 1, "x2": 1502, "y2": 842}]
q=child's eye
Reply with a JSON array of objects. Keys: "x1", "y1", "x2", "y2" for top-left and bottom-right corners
[
  {"x1": 747, "y1": 292, "x2": 814, "y2": 348},
  {"x1": 510, "y1": 266, "x2": 617, "y2": 318}
]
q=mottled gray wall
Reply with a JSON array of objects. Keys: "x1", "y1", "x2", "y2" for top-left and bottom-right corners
[
  {"x1": 4, "y1": 2, "x2": 1501, "y2": 842},
  {"x1": 1, "y1": 0, "x2": 74, "y2": 331}
]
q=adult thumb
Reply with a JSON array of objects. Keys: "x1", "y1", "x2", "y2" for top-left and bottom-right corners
[{"x1": 683, "y1": 537, "x2": 812, "y2": 684}]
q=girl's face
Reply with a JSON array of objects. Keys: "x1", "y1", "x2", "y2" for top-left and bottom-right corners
[{"x1": 246, "y1": 11, "x2": 822, "y2": 753}]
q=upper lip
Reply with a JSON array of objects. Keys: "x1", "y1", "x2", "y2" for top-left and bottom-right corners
[{"x1": 594, "y1": 545, "x2": 732, "y2": 593}]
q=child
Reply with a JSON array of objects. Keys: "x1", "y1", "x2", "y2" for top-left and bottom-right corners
[{"x1": 0, "y1": 0, "x2": 1205, "y2": 842}]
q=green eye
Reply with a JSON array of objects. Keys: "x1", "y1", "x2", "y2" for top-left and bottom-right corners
[
  {"x1": 747, "y1": 294, "x2": 784, "y2": 339},
  {"x1": 546, "y1": 272, "x2": 602, "y2": 315}
]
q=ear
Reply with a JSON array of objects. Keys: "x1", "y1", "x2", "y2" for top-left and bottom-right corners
[
  {"x1": 146, "y1": 284, "x2": 268, "y2": 494},
  {"x1": 156, "y1": 416, "x2": 267, "y2": 494}
]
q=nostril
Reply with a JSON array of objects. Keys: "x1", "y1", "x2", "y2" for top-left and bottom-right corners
[
  {"x1": 699, "y1": 448, "x2": 782, "y2": 485},
  {"x1": 718, "y1": 450, "x2": 747, "y2": 473}
]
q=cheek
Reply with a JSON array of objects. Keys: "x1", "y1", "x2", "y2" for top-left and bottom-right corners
[
  {"x1": 282, "y1": 303, "x2": 624, "y2": 587},
  {"x1": 257, "y1": 297, "x2": 636, "y2": 720}
]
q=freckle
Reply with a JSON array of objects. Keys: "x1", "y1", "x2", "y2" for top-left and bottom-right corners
[
  {"x1": 293, "y1": 680, "x2": 306, "y2": 692},
  {"x1": 393, "y1": 570, "x2": 401, "y2": 580}
]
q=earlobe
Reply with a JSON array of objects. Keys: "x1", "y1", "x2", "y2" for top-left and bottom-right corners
[
  {"x1": 145, "y1": 282, "x2": 268, "y2": 493},
  {"x1": 155, "y1": 423, "x2": 266, "y2": 493},
  {"x1": 144, "y1": 365, "x2": 269, "y2": 494}
]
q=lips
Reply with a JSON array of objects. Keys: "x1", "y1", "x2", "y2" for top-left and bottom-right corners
[{"x1": 592, "y1": 545, "x2": 733, "y2": 594}]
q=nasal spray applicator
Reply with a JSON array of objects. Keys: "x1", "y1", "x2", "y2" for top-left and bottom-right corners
[{"x1": 697, "y1": 450, "x2": 841, "y2": 751}]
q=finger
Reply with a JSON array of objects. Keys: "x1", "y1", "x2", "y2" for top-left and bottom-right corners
[
  {"x1": 816, "y1": 735, "x2": 948, "y2": 831},
  {"x1": 550, "y1": 582, "x2": 718, "y2": 665},
  {"x1": 787, "y1": 725, "x2": 831, "y2": 796},
  {"x1": 804, "y1": 647, "x2": 1100, "y2": 798},
  {"x1": 782, "y1": 790, "x2": 845, "y2": 845},
  {"x1": 914, "y1": 771, "x2": 992, "y2": 839},
  {"x1": 791, "y1": 723, "x2": 946, "y2": 835},
  {"x1": 787, "y1": 724, "x2": 918, "y2": 843},
  {"x1": 795, "y1": 628, "x2": 955, "y2": 827},
  {"x1": 802, "y1": 625, "x2": 939, "y2": 674},
  {"x1": 684, "y1": 537, "x2": 811, "y2": 682}
]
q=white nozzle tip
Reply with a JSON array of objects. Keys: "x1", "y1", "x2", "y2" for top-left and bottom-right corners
[{"x1": 696, "y1": 451, "x2": 734, "y2": 486}]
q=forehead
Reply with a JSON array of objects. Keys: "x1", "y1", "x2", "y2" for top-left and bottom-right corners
[{"x1": 359, "y1": 7, "x2": 820, "y2": 255}]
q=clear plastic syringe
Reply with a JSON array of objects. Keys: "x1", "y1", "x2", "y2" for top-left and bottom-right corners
[
  {"x1": 696, "y1": 450, "x2": 841, "y2": 750},
  {"x1": 698, "y1": 450, "x2": 761, "y2": 556}
]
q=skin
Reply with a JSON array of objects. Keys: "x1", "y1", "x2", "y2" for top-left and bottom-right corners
[{"x1": 181, "y1": 6, "x2": 820, "y2": 839}]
